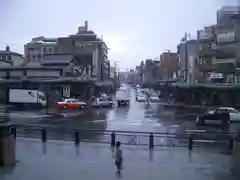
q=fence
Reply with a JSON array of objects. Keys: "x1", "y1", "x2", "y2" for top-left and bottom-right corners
[{"x1": 8, "y1": 124, "x2": 237, "y2": 151}]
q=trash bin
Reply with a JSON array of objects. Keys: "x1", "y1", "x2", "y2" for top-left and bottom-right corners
[{"x1": 0, "y1": 125, "x2": 15, "y2": 167}]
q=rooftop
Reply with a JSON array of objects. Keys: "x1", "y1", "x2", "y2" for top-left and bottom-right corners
[{"x1": 0, "y1": 46, "x2": 23, "y2": 57}]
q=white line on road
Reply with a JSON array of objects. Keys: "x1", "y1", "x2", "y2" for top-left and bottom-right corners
[{"x1": 185, "y1": 129, "x2": 207, "y2": 133}]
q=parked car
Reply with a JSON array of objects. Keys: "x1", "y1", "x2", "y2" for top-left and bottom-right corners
[
  {"x1": 56, "y1": 98, "x2": 86, "y2": 109},
  {"x1": 196, "y1": 107, "x2": 240, "y2": 126}
]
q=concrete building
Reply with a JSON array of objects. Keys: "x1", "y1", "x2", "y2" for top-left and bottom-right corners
[
  {"x1": 160, "y1": 51, "x2": 178, "y2": 80},
  {"x1": 24, "y1": 36, "x2": 57, "y2": 66},
  {"x1": 55, "y1": 21, "x2": 109, "y2": 80},
  {"x1": 0, "y1": 46, "x2": 24, "y2": 67},
  {"x1": 197, "y1": 25, "x2": 217, "y2": 81},
  {"x1": 23, "y1": 21, "x2": 109, "y2": 80},
  {"x1": 213, "y1": 6, "x2": 240, "y2": 83},
  {"x1": 141, "y1": 59, "x2": 161, "y2": 85},
  {"x1": 177, "y1": 40, "x2": 199, "y2": 83}
]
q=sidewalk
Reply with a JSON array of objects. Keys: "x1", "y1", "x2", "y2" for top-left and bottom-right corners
[{"x1": 0, "y1": 138, "x2": 238, "y2": 180}]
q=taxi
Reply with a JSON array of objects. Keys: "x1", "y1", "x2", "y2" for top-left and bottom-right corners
[{"x1": 56, "y1": 98, "x2": 86, "y2": 109}]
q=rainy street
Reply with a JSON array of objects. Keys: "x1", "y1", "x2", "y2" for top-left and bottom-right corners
[
  {"x1": 1, "y1": 86, "x2": 233, "y2": 146},
  {"x1": 1, "y1": 88, "x2": 240, "y2": 180},
  {"x1": 2, "y1": 87, "x2": 206, "y2": 133}
]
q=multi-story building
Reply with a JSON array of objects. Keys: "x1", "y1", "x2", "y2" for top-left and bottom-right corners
[
  {"x1": 160, "y1": 51, "x2": 178, "y2": 80},
  {"x1": 177, "y1": 40, "x2": 199, "y2": 82},
  {"x1": 24, "y1": 36, "x2": 57, "y2": 65},
  {"x1": 213, "y1": 6, "x2": 240, "y2": 83},
  {"x1": 197, "y1": 25, "x2": 217, "y2": 81},
  {"x1": 55, "y1": 21, "x2": 109, "y2": 80},
  {"x1": 0, "y1": 46, "x2": 24, "y2": 67},
  {"x1": 23, "y1": 21, "x2": 109, "y2": 80}
]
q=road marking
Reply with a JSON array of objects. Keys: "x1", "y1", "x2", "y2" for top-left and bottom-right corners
[
  {"x1": 186, "y1": 129, "x2": 206, "y2": 133},
  {"x1": 194, "y1": 140, "x2": 217, "y2": 143},
  {"x1": 91, "y1": 120, "x2": 106, "y2": 123}
]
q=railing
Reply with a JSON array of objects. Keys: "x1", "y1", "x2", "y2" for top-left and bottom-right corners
[{"x1": 8, "y1": 124, "x2": 237, "y2": 151}]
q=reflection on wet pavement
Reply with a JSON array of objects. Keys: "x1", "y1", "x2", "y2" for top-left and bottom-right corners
[
  {"x1": 4, "y1": 87, "x2": 230, "y2": 135},
  {"x1": 0, "y1": 138, "x2": 238, "y2": 180}
]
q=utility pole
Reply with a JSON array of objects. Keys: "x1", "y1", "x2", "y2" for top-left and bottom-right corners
[{"x1": 181, "y1": 32, "x2": 191, "y2": 83}]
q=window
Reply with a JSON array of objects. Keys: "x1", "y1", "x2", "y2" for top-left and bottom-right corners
[
  {"x1": 49, "y1": 48, "x2": 52, "y2": 53},
  {"x1": 8, "y1": 56, "x2": 11, "y2": 61},
  {"x1": 227, "y1": 109, "x2": 239, "y2": 113},
  {"x1": 38, "y1": 94, "x2": 46, "y2": 101},
  {"x1": 217, "y1": 108, "x2": 239, "y2": 114},
  {"x1": 43, "y1": 47, "x2": 47, "y2": 53}
]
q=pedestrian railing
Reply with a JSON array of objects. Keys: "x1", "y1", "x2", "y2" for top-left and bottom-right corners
[{"x1": 8, "y1": 124, "x2": 237, "y2": 151}]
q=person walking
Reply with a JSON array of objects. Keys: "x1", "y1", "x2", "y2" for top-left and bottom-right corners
[
  {"x1": 115, "y1": 141, "x2": 123, "y2": 176},
  {"x1": 221, "y1": 109, "x2": 230, "y2": 131}
]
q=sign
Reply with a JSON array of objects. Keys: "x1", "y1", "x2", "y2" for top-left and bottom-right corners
[{"x1": 63, "y1": 85, "x2": 70, "y2": 98}]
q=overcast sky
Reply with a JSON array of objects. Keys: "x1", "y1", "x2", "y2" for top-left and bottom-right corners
[{"x1": 0, "y1": 0, "x2": 238, "y2": 69}]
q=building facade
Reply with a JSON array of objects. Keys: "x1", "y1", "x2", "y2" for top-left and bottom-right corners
[
  {"x1": 177, "y1": 40, "x2": 199, "y2": 83},
  {"x1": 0, "y1": 46, "x2": 24, "y2": 67},
  {"x1": 197, "y1": 25, "x2": 217, "y2": 81},
  {"x1": 24, "y1": 36, "x2": 57, "y2": 66},
  {"x1": 213, "y1": 6, "x2": 240, "y2": 83},
  {"x1": 23, "y1": 21, "x2": 109, "y2": 80},
  {"x1": 160, "y1": 51, "x2": 178, "y2": 80},
  {"x1": 55, "y1": 21, "x2": 109, "y2": 80}
]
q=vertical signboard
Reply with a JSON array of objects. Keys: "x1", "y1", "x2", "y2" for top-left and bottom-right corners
[{"x1": 63, "y1": 85, "x2": 70, "y2": 98}]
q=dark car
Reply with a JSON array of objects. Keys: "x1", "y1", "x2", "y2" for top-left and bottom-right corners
[{"x1": 196, "y1": 107, "x2": 238, "y2": 126}]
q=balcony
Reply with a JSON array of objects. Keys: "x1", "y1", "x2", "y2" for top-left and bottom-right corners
[
  {"x1": 216, "y1": 43, "x2": 236, "y2": 58},
  {"x1": 198, "y1": 43, "x2": 216, "y2": 56},
  {"x1": 217, "y1": 31, "x2": 236, "y2": 43},
  {"x1": 212, "y1": 58, "x2": 236, "y2": 64},
  {"x1": 197, "y1": 57, "x2": 216, "y2": 72},
  {"x1": 197, "y1": 27, "x2": 215, "y2": 42}
]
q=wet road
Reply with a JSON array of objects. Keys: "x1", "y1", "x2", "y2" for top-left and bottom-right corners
[
  {"x1": 1, "y1": 87, "x2": 235, "y2": 147},
  {"x1": 0, "y1": 87, "x2": 239, "y2": 180},
  {"x1": 2, "y1": 87, "x2": 205, "y2": 134}
]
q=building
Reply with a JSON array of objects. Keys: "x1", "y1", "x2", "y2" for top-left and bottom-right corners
[
  {"x1": 55, "y1": 21, "x2": 109, "y2": 80},
  {"x1": 23, "y1": 21, "x2": 109, "y2": 80},
  {"x1": 160, "y1": 51, "x2": 178, "y2": 80},
  {"x1": 0, "y1": 46, "x2": 24, "y2": 67},
  {"x1": 177, "y1": 40, "x2": 199, "y2": 83},
  {"x1": 140, "y1": 59, "x2": 161, "y2": 85},
  {"x1": 213, "y1": 6, "x2": 240, "y2": 83},
  {"x1": 197, "y1": 25, "x2": 217, "y2": 81},
  {"x1": 24, "y1": 36, "x2": 57, "y2": 66}
]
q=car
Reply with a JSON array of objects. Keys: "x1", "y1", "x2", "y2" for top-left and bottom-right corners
[
  {"x1": 56, "y1": 98, "x2": 86, "y2": 109},
  {"x1": 136, "y1": 95, "x2": 146, "y2": 102},
  {"x1": 196, "y1": 107, "x2": 240, "y2": 126},
  {"x1": 92, "y1": 97, "x2": 114, "y2": 108},
  {"x1": 149, "y1": 96, "x2": 160, "y2": 102}
]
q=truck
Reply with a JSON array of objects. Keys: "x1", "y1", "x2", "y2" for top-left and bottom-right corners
[
  {"x1": 116, "y1": 88, "x2": 130, "y2": 106},
  {"x1": 8, "y1": 89, "x2": 47, "y2": 108}
]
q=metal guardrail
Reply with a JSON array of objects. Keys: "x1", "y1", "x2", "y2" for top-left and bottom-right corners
[{"x1": 8, "y1": 124, "x2": 237, "y2": 151}]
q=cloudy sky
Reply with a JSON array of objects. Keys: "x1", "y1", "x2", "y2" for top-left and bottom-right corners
[{"x1": 0, "y1": 0, "x2": 238, "y2": 69}]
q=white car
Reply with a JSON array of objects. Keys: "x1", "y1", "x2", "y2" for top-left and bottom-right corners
[
  {"x1": 92, "y1": 97, "x2": 114, "y2": 108},
  {"x1": 136, "y1": 95, "x2": 146, "y2": 102},
  {"x1": 149, "y1": 96, "x2": 160, "y2": 102},
  {"x1": 196, "y1": 107, "x2": 240, "y2": 125}
]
